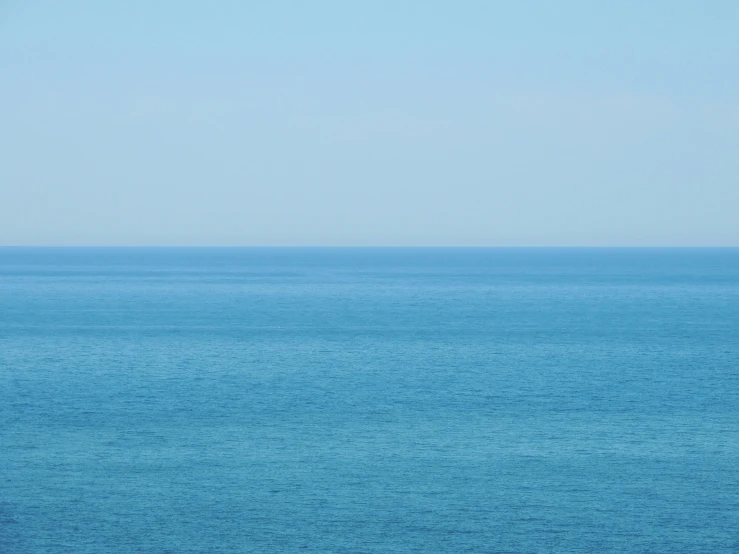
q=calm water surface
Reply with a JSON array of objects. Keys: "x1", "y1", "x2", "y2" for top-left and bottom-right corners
[{"x1": 1, "y1": 248, "x2": 738, "y2": 552}]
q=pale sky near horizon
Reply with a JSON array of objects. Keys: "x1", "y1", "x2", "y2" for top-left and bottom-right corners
[{"x1": 1, "y1": 1, "x2": 738, "y2": 246}]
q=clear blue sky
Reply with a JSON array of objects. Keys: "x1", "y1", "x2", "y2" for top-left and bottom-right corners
[{"x1": 1, "y1": 1, "x2": 737, "y2": 246}]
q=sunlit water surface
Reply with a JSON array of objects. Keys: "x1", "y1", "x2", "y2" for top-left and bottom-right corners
[{"x1": 2, "y1": 248, "x2": 738, "y2": 552}]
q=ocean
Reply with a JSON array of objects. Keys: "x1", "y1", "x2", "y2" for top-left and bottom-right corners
[{"x1": 1, "y1": 247, "x2": 738, "y2": 552}]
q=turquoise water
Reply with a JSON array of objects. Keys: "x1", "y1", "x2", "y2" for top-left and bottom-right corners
[{"x1": 2, "y1": 248, "x2": 738, "y2": 553}]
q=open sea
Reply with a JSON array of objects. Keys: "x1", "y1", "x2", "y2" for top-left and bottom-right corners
[{"x1": 1, "y1": 247, "x2": 738, "y2": 553}]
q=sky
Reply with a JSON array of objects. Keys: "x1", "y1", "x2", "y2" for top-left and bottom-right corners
[{"x1": 1, "y1": 1, "x2": 738, "y2": 246}]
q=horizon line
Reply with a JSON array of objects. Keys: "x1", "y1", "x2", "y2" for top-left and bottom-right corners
[{"x1": 2, "y1": 245, "x2": 738, "y2": 249}]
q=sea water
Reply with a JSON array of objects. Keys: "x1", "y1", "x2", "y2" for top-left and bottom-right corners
[{"x1": 1, "y1": 248, "x2": 738, "y2": 553}]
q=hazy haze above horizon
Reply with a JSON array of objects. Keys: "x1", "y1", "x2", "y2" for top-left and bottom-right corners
[{"x1": 1, "y1": 1, "x2": 738, "y2": 246}]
